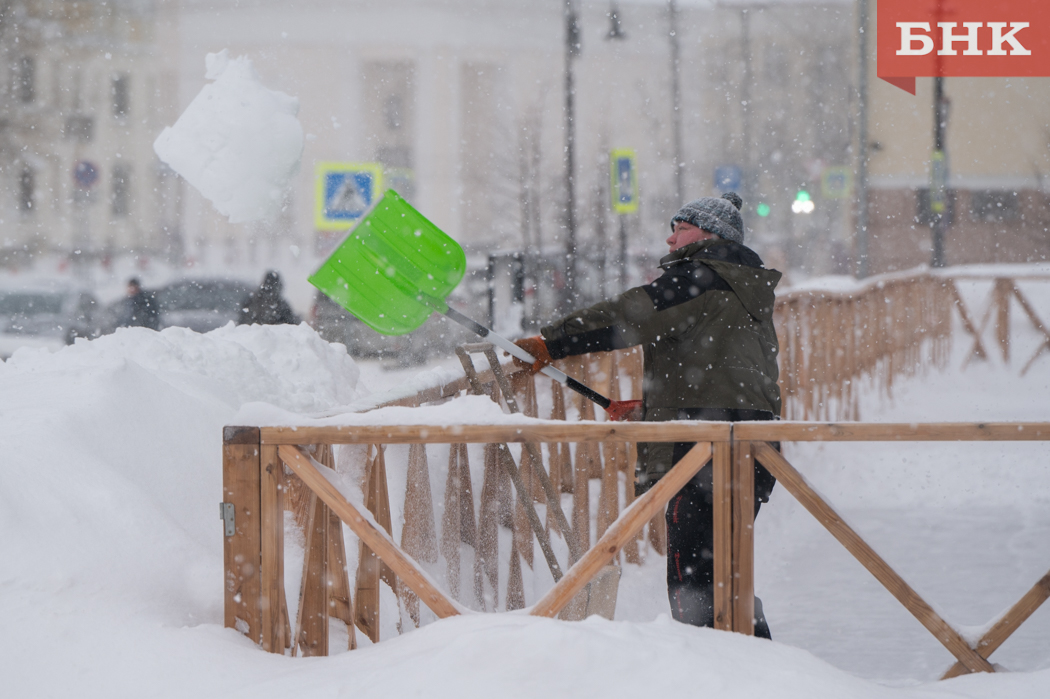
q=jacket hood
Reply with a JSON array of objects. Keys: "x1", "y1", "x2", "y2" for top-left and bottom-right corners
[{"x1": 660, "y1": 239, "x2": 781, "y2": 321}]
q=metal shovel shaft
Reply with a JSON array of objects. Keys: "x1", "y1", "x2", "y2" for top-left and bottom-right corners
[{"x1": 442, "y1": 307, "x2": 612, "y2": 410}]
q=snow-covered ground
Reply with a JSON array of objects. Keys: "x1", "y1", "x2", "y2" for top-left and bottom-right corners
[{"x1": 1, "y1": 278, "x2": 1048, "y2": 697}]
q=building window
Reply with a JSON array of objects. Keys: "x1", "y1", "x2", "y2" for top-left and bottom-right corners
[
  {"x1": 112, "y1": 164, "x2": 130, "y2": 217},
  {"x1": 112, "y1": 73, "x2": 130, "y2": 118},
  {"x1": 383, "y1": 94, "x2": 403, "y2": 130},
  {"x1": 970, "y1": 190, "x2": 1020, "y2": 223},
  {"x1": 15, "y1": 55, "x2": 35, "y2": 103},
  {"x1": 64, "y1": 114, "x2": 94, "y2": 142},
  {"x1": 19, "y1": 167, "x2": 35, "y2": 213}
]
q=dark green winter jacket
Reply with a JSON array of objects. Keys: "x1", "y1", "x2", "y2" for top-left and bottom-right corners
[{"x1": 540, "y1": 238, "x2": 782, "y2": 484}]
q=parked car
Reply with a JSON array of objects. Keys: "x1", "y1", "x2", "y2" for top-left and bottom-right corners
[
  {"x1": 153, "y1": 278, "x2": 254, "y2": 332},
  {"x1": 101, "y1": 278, "x2": 254, "y2": 335},
  {"x1": 0, "y1": 283, "x2": 102, "y2": 359}
]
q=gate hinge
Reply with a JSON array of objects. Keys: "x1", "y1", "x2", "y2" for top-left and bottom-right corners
[{"x1": 220, "y1": 502, "x2": 236, "y2": 537}]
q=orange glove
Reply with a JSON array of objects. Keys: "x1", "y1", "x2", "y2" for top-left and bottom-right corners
[
  {"x1": 606, "y1": 399, "x2": 644, "y2": 422},
  {"x1": 512, "y1": 336, "x2": 553, "y2": 374}
]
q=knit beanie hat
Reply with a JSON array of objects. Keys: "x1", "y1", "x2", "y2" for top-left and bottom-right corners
[{"x1": 670, "y1": 192, "x2": 745, "y2": 244}]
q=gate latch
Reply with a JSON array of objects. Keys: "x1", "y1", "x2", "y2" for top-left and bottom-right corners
[{"x1": 220, "y1": 502, "x2": 236, "y2": 537}]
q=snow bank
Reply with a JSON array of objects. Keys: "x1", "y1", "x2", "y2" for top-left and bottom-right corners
[
  {"x1": 0, "y1": 322, "x2": 360, "y2": 696},
  {"x1": 153, "y1": 50, "x2": 304, "y2": 223}
]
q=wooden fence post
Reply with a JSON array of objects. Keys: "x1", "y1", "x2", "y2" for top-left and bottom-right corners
[
  {"x1": 731, "y1": 440, "x2": 755, "y2": 636},
  {"x1": 259, "y1": 443, "x2": 287, "y2": 653},
  {"x1": 994, "y1": 278, "x2": 1011, "y2": 363},
  {"x1": 222, "y1": 426, "x2": 262, "y2": 645},
  {"x1": 295, "y1": 492, "x2": 329, "y2": 656},
  {"x1": 712, "y1": 439, "x2": 733, "y2": 631}
]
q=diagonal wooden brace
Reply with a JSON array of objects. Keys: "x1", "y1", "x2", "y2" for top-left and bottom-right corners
[
  {"x1": 278, "y1": 445, "x2": 462, "y2": 619},
  {"x1": 529, "y1": 442, "x2": 713, "y2": 618},
  {"x1": 947, "y1": 280, "x2": 989, "y2": 363},
  {"x1": 752, "y1": 442, "x2": 994, "y2": 674},
  {"x1": 941, "y1": 569, "x2": 1050, "y2": 679}
]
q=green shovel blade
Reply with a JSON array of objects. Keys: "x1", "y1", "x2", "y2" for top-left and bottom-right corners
[{"x1": 309, "y1": 190, "x2": 467, "y2": 335}]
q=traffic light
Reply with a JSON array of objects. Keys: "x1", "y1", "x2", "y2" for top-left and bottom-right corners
[
  {"x1": 792, "y1": 189, "x2": 814, "y2": 214},
  {"x1": 756, "y1": 202, "x2": 771, "y2": 217}
]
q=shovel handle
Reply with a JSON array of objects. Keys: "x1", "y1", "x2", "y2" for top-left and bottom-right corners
[{"x1": 442, "y1": 307, "x2": 612, "y2": 410}]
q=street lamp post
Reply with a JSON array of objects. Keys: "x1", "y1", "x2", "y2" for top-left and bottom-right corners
[
  {"x1": 563, "y1": 0, "x2": 581, "y2": 306},
  {"x1": 930, "y1": 76, "x2": 949, "y2": 268}
]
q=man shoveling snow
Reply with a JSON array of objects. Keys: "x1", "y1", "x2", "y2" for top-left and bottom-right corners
[{"x1": 513, "y1": 192, "x2": 782, "y2": 636}]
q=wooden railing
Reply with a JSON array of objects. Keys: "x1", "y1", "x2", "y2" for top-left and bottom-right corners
[
  {"x1": 222, "y1": 420, "x2": 1050, "y2": 679},
  {"x1": 357, "y1": 271, "x2": 1049, "y2": 424}
]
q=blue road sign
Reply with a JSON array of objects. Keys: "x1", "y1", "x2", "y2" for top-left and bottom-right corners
[
  {"x1": 314, "y1": 162, "x2": 384, "y2": 230},
  {"x1": 74, "y1": 161, "x2": 99, "y2": 189},
  {"x1": 610, "y1": 148, "x2": 638, "y2": 214}
]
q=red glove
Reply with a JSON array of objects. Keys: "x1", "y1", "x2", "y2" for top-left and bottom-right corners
[
  {"x1": 512, "y1": 336, "x2": 554, "y2": 374},
  {"x1": 606, "y1": 399, "x2": 644, "y2": 422}
]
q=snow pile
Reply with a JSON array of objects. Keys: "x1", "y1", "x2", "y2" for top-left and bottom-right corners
[
  {"x1": 0, "y1": 322, "x2": 361, "y2": 694},
  {"x1": 153, "y1": 50, "x2": 304, "y2": 223}
]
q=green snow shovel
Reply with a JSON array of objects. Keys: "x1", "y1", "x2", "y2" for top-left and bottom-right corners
[{"x1": 309, "y1": 189, "x2": 614, "y2": 411}]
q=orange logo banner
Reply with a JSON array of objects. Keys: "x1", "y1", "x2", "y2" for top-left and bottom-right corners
[{"x1": 877, "y1": 0, "x2": 1050, "y2": 94}]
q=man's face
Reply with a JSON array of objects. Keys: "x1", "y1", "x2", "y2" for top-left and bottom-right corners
[
  {"x1": 666, "y1": 220, "x2": 717, "y2": 252},
  {"x1": 127, "y1": 283, "x2": 140, "y2": 296}
]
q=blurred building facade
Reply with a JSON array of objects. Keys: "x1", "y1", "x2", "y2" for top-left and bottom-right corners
[
  {"x1": 169, "y1": 0, "x2": 856, "y2": 287},
  {"x1": 9, "y1": 0, "x2": 1048, "y2": 287},
  {"x1": 858, "y1": 7, "x2": 1050, "y2": 274},
  {"x1": 0, "y1": 0, "x2": 182, "y2": 268}
]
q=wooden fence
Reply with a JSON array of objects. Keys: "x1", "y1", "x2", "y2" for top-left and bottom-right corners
[
  {"x1": 222, "y1": 420, "x2": 1050, "y2": 679},
  {"x1": 773, "y1": 271, "x2": 1050, "y2": 420},
  {"x1": 366, "y1": 271, "x2": 1050, "y2": 423}
]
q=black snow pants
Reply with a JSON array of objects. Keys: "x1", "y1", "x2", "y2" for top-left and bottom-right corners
[{"x1": 664, "y1": 408, "x2": 777, "y2": 638}]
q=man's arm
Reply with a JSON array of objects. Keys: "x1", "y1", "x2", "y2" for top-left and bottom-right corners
[{"x1": 540, "y1": 286, "x2": 656, "y2": 360}]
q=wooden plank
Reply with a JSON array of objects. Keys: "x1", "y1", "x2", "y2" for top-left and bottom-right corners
[
  {"x1": 572, "y1": 440, "x2": 591, "y2": 558},
  {"x1": 259, "y1": 444, "x2": 286, "y2": 653},
  {"x1": 733, "y1": 422, "x2": 1050, "y2": 442},
  {"x1": 295, "y1": 492, "x2": 329, "y2": 656},
  {"x1": 327, "y1": 509, "x2": 356, "y2": 630},
  {"x1": 278, "y1": 445, "x2": 462, "y2": 619},
  {"x1": 260, "y1": 422, "x2": 733, "y2": 445},
  {"x1": 530, "y1": 442, "x2": 713, "y2": 618},
  {"x1": 712, "y1": 440, "x2": 733, "y2": 631},
  {"x1": 261, "y1": 421, "x2": 1050, "y2": 446},
  {"x1": 354, "y1": 448, "x2": 382, "y2": 641},
  {"x1": 994, "y1": 279, "x2": 1011, "y2": 363},
  {"x1": 222, "y1": 426, "x2": 262, "y2": 644},
  {"x1": 751, "y1": 442, "x2": 994, "y2": 674},
  {"x1": 947, "y1": 280, "x2": 989, "y2": 361},
  {"x1": 941, "y1": 569, "x2": 1050, "y2": 679},
  {"x1": 731, "y1": 441, "x2": 755, "y2": 636}
]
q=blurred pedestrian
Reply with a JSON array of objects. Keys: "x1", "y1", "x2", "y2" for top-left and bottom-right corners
[
  {"x1": 117, "y1": 277, "x2": 159, "y2": 330},
  {"x1": 238, "y1": 270, "x2": 300, "y2": 326}
]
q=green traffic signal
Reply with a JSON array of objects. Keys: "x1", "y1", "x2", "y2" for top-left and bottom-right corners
[
  {"x1": 756, "y1": 203, "x2": 771, "y2": 217},
  {"x1": 795, "y1": 190, "x2": 811, "y2": 202}
]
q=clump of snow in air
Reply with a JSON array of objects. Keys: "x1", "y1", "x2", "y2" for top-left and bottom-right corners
[{"x1": 153, "y1": 50, "x2": 304, "y2": 223}]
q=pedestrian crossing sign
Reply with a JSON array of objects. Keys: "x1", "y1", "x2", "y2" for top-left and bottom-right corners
[
  {"x1": 314, "y1": 162, "x2": 384, "y2": 229},
  {"x1": 610, "y1": 148, "x2": 639, "y2": 214}
]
